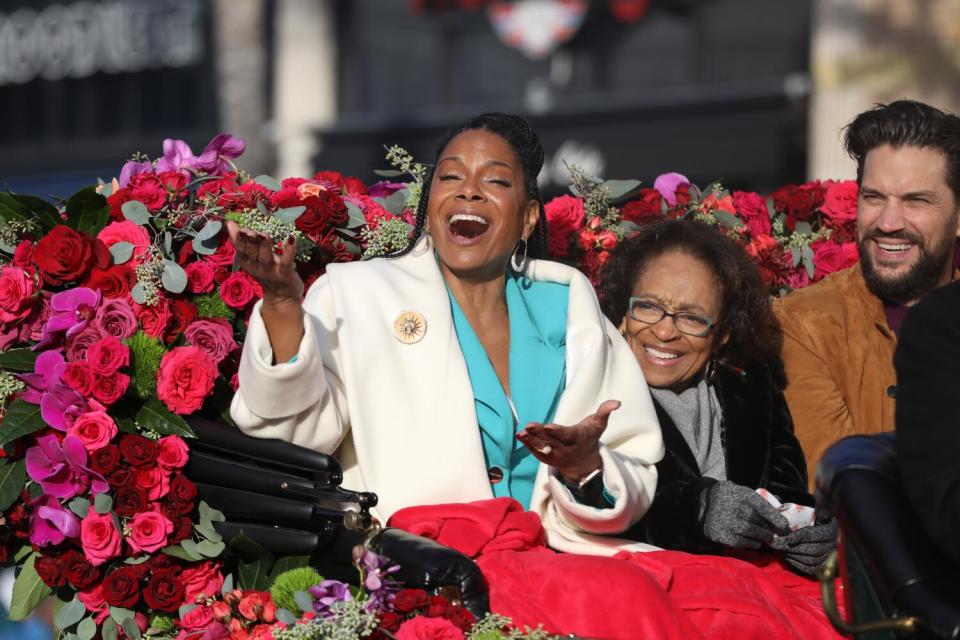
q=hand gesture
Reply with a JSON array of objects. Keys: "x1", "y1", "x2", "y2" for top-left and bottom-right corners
[
  {"x1": 516, "y1": 400, "x2": 620, "y2": 484},
  {"x1": 226, "y1": 221, "x2": 303, "y2": 303},
  {"x1": 701, "y1": 482, "x2": 792, "y2": 549},
  {"x1": 769, "y1": 517, "x2": 838, "y2": 575}
]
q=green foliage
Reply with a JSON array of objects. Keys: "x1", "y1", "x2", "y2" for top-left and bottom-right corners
[
  {"x1": 0, "y1": 399, "x2": 45, "y2": 446},
  {"x1": 126, "y1": 331, "x2": 166, "y2": 398},
  {"x1": 271, "y1": 567, "x2": 324, "y2": 613},
  {"x1": 361, "y1": 216, "x2": 414, "y2": 259},
  {"x1": 149, "y1": 614, "x2": 175, "y2": 631},
  {"x1": 194, "y1": 292, "x2": 236, "y2": 322},
  {"x1": 8, "y1": 552, "x2": 52, "y2": 620}
]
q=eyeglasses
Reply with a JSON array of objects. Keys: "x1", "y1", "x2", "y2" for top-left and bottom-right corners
[{"x1": 627, "y1": 297, "x2": 717, "y2": 337}]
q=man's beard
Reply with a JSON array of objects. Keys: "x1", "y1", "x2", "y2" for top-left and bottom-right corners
[{"x1": 859, "y1": 230, "x2": 956, "y2": 305}]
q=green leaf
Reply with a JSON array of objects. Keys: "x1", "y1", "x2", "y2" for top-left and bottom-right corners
[
  {"x1": 612, "y1": 220, "x2": 641, "y2": 237},
  {"x1": 373, "y1": 169, "x2": 405, "y2": 178},
  {"x1": 54, "y1": 596, "x2": 86, "y2": 631},
  {"x1": 4, "y1": 193, "x2": 61, "y2": 232},
  {"x1": 194, "y1": 522, "x2": 222, "y2": 542},
  {"x1": 238, "y1": 558, "x2": 272, "y2": 591},
  {"x1": 129, "y1": 283, "x2": 147, "y2": 304},
  {"x1": 192, "y1": 236, "x2": 217, "y2": 255},
  {"x1": 276, "y1": 608, "x2": 297, "y2": 625},
  {"x1": 254, "y1": 175, "x2": 282, "y2": 191},
  {"x1": 109, "y1": 242, "x2": 135, "y2": 265},
  {"x1": 124, "y1": 555, "x2": 149, "y2": 565},
  {"x1": 228, "y1": 530, "x2": 273, "y2": 564},
  {"x1": 68, "y1": 497, "x2": 90, "y2": 519},
  {"x1": 603, "y1": 179, "x2": 643, "y2": 202},
  {"x1": 14, "y1": 545, "x2": 31, "y2": 562},
  {"x1": 8, "y1": 552, "x2": 52, "y2": 620},
  {"x1": 345, "y1": 201, "x2": 366, "y2": 229},
  {"x1": 65, "y1": 187, "x2": 109, "y2": 234},
  {"x1": 121, "y1": 200, "x2": 151, "y2": 225},
  {"x1": 196, "y1": 539, "x2": 225, "y2": 558},
  {"x1": 77, "y1": 616, "x2": 97, "y2": 640},
  {"x1": 0, "y1": 347, "x2": 38, "y2": 372},
  {"x1": 196, "y1": 220, "x2": 223, "y2": 241},
  {"x1": 790, "y1": 247, "x2": 802, "y2": 268},
  {"x1": 94, "y1": 492, "x2": 113, "y2": 514},
  {"x1": 180, "y1": 539, "x2": 203, "y2": 560},
  {"x1": 178, "y1": 604, "x2": 197, "y2": 619},
  {"x1": 0, "y1": 457, "x2": 26, "y2": 511},
  {"x1": 269, "y1": 555, "x2": 311, "y2": 579},
  {"x1": 161, "y1": 260, "x2": 188, "y2": 294},
  {"x1": 161, "y1": 545, "x2": 196, "y2": 562},
  {"x1": 221, "y1": 573, "x2": 234, "y2": 595},
  {"x1": 374, "y1": 190, "x2": 408, "y2": 215},
  {"x1": 109, "y1": 607, "x2": 134, "y2": 625},
  {"x1": 293, "y1": 591, "x2": 314, "y2": 614},
  {"x1": 802, "y1": 245, "x2": 816, "y2": 279},
  {"x1": 714, "y1": 210, "x2": 744, "y2": 229},
  {"x1": 121, "y1": 616, "x2": 141, "y2": 640},
  {"x1": 275, "y1": 206, "x2": 305, "y2": 223},
  {"x1": 795, "y1": 221, "x2": 813, "y2": 236},
  {"x1": 199, "y1": 500, "x2": 226, "y2": 524},
  {"x1": 0, "y1": 399, "x2": 45, "y2": 446},
  {"x1": 101, "y1": 619, "x2": 118, "y2": 640},
  {"x1": 134, "y1": 397, "x2": 196, "y2": 438}
]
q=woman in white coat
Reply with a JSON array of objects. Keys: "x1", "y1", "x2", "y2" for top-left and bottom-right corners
[{"x1": 227, "y1": 113, "x2": 663, "y2": 555}]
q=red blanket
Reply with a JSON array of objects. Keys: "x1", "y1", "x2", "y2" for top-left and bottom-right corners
[{"x1": 389, "y1": 498, "x2": 842, "y2": 640}]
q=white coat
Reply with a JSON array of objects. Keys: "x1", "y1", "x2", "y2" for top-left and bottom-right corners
[{"x1": 230, "y1": 241, "x2": 664, "y2": 555}]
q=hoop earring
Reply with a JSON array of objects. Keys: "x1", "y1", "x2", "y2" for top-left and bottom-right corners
[{"x1": 510, "y1": 237, "x2": 529, "y2": 272}]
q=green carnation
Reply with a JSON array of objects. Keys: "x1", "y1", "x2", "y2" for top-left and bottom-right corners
[
  {"x1": 271, "y1": 567, "x2": 324, "y2": 613},
  {"x1": 194, "y1": 292, "x2": 236, "y2": 322},
  {"x1": 126, "y1": 331, "x2": 166, "y2": 398}
]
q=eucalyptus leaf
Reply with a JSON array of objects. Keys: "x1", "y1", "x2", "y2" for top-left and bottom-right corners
[
  {"x1": 276, "y1": 608, "x2": 298, "y2": 625},
  {"x1": 54, "y1": 596, "x2": 86, "y2": 631},
  {"x1": 372, "y1": 169, "x2": 405, "y2": 178},
  {"x1": 196, "y1": 220, "x2": 223, "y2": 240},
  {"x1": 790, "y1": 247, "x2": 802, "y2": 268},
  {"x1": 199, "y1": 501, "x2": 226, "y2": 524},
  {"x1": 98, "y1": 181, "x2": 115, "y2": 197},
  {"x1": 0, "y1": 347, "x2": 39, "y2": 371},
  {"x1": 109, "y1": 242, "x2": 135, "y2": 265},
  {"x1": 345, "y1": 201, "x2": 366, "y2": 228},
  {"x1": 0, "y1": 399, "x2": 45, "y2": 446},
  {"x1": 375, "y1": 190, "x2": 408, "y2": 215},
  {"x1": 129, "y1": 283, "x2": 147, "y2": 304},
  {"x1": 221, "y1": 573, "x2": 234, "y2": 595},
  {"x1": 163, "y1": 231, "x2": 173, "y2": 255},
  {"x1": 180, "y1": 539, "x2": 203, "y2": 560},
  {"x1": 293, "y1": 590, "x2": 314, "y2": 614},
  {"x1": 68, "y1": 497, "x2": 91, "y2": 519},
  {"x1": 194, "y1": 522, "x2": 222, "y2": 543},
  {"x1": 123, "y1": 555, "x2": 149, "y2": 565},
  {"x1": 135, "y1": 396, "x2": 195, "y2": 438},
  {"x1": 101, "y1": 619, "x2": 118, "y2": 640},
  {"x1": 108, "y1": 607, "x2": 134, "y2": 625},
  {"x1": 94, "y1": 493, "x2": 113, "y2": 514},
  {"x1": 178, "y1": 604, "x2": 197, "y2": 618},
  {"x1": 254, "y1": 175, "x2": 282, "y2": 191},
  {"x1": 122, "y1": 616, "x2": 141, "y2": 640},
  {"x1": 603, "y1": 179, "x2": 643, "y2": 202},
  {"x1": 795, "y1": 221, "x2": 814, "y2": 236},
  {"x1": 192, "y1": 236, "x2": 217, "y2": 255},
  {"x1": 196, "y1": 539, "x2": 225, "y2": 557},
  {"x1": 161, "y1": 545, "x2": 196, "y2": 562},
  {"x1": 77, "y1": 616, "x2": 97, "y2": 640},
  {"x1": 0, "y1": 458, "x2": 26, "y2": 512},
  {"x1": 160, "y1": 260, "x2": 188, "y2": 294},
  {"x1": 275, "y1": 206, "x2": 306, "y2": 223},
  {"x1": 713, "y1": 210, "x2": 744, "y2": 229},
  {"x1": 121, "y1": 200, "x2": 151, "y2": 225},
  {"x1": 8, "y1": 553, "x2": 52, "y2": 620}
]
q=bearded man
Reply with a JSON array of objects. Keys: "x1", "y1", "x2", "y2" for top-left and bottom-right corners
[{"x1": 775, "y1": 99, "x2": 960, "y2": 483}]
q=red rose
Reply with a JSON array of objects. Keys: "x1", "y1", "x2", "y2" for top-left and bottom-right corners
[
  {"x1": 34, "y1": 225, "x2": 106, "y2": 286},
  {"x1": 135, "y1": 465, "x2": 170, "y2": 500},
  {"x1": 35, "y1": 555, "x2": 66, "y2": 588},
  {"x1": 108, "y1": 467, "x2": 136, "y2": 489},
  {"x1": 60, "y1": 549, "x2": 100, "y2": 589},
  {"x1": 165, "y1": 299, "x2": 198, "y2": 343},
  {"x1": 62, "y1": 361, "x2": 95, "y2": 396},
  {"x1": 312, "y1": 171, "x2": 345, "y2": 191},
  {"x1": 102, "y1": 566, "x2": 141, "y2": 608},
  {"x1": 156, "y1": 346, "x2": 218, "y2": 415},
  {"x1": 144, "y1": 568, "x2": 184, "y2": 612},
  {"x1": 185, "y1": 261, "x2": 216, "y2": 294},
  {"x1": 133, "y1": 300, "x2": 173, "y2": 339},
  {"x1": 168, "y1": 473, "x2": 197, "y2": 503},
  {"x1": 157, "y1": 436, "x2": 190, "y2": 471},
  {"x1": 812, "y1": 240, "x2": 859, "y2": 280},
  {"x1": 275, "y1": 187, "x2": 347, "y2": 237},
  {"x1": 81, "y1": 264, "x2": 136, "y2": 299},
  {"x1": 88, "y1": 335, "x2": 130, "y2": 376},
  {"x1": 219, "y1": 271, "x2": 262, "y2": 309},
  {"x1": 119, "y1": 434, "x2": 159, "y2": 466},
  {"x1": 746, "y1": 234, "x2": 792, "y2": 287},
  {"x1": 114, "y1": 485, "x2": 150, "y2": 517},
  {"x1": 342, "y1": 176, "x2": 368, "y2": 195},
  {"x1": 732, "y1": 191, "x2": 772, "y2": 237},
  {"x1": 393, "y1": 588, "x2": 430, "y2": 613},
  {"x1": 426, "y1": 595, "x2": 453, "y2": 618},
  {"x1": 771, "y1": 183, "x2": 825, "y2": 222},
  {"x1": 91, "y1": 372, "x2": 129, "y2": 405},
  {"x1": 106, "y1": 187, "x2": 134, "y2": 221},
  {"x1": 204, "y1": 237, "x2": 236, "y2": 269},
  {"x1": 196, "y1": 173, "x2": 240, "y2": 200},
  {"x1": 89, "y1": 444, "x2": 121, "y2": 475},
  {"x1": 11, "y1": 240, "x2": 35, "y2": 266},
  {"x1": 172, "y1": 516, "x2": 193, "y2": 543},
  {"x1": 544, "y1": 195, "x2": 585, "y2": 258},
  {"x1": 218, "y1": 182, "x2": 271, "y2": 211},
  {"x1": 380, "y1": 612, "x2": 404, "y2": 632},
  {"x1": 129, "y1": 174, "x2": 168, "y2": 211},
  {"x1": 821, "y1": 180, "x2": 858, "y2": 225},
  {"x1": 620, "y1": 189, "x2": 664, "y2": 225},
  {"x1": 443, "y1": 606, "x2": 476, "y2": 631},
  {"x1": 395, "y1": 616, "x2": 464, "y2": 640}
]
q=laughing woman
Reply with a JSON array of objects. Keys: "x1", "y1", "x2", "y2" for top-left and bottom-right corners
[
  {"x1": 227, "y1": 113, "x2": 663, "y2": 555},
  {"x1": 600, "y1": 220, "x2": 837, "y2": 574}
]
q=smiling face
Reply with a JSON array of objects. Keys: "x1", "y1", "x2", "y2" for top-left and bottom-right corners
[
  {"x1": 620, "y1": 251, "x2": 723, "y2": 392},
  {"x1": 427, "y1": 129, "x2": 539, "y2": 281},
  {"x1": 857, "y1": 144, "x2": 960, "y2": 304}
]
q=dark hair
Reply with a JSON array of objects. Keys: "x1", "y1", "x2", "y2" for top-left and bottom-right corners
[
  {"x1": 844, "y1": 99, "x2": 960, "y2": 199},
  {"x1": 599, "y1": 219, "x2": 782, "y2": 372},
  {"x1": 390, "y1": 112, "x2": 548, "y2": 258}
]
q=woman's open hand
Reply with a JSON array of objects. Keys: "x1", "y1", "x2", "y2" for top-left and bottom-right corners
[
  {"x1": 517, "y1": 400, "x2": 620, "y2": 484},
  {"x1": 226, "y1": 221, "x2": 303, "y2": 303}
]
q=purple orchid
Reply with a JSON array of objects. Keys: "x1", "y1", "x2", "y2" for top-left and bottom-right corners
[
  {"x1": 26, "y1": 434, "x2": 108, "y2": 500},
  {"x1": 40, "y1": 383, "x2": 89, "y2": 431},
  {"x1": 34, "y1": 287, "x2": 101, "y2": 350},
  {"x1": 193, "y1": 134, "x2": 246, "y2": 175},
  {"x1": 119, "y1": 160, "x2": 153, "y2": 187},
  {"x1": 19, "y1": 350, "x2": 66, "y2": 404},
  {"x1": 309, "y1": 579, "x2": 353, "y2": 619},
  {"x1": 155, "y1": 138, "x2": 200, "y2": 174},
  {"x1": 357, "y1": 549, "x2": 401, "y2": 613},
  {"x1": 653, "y1": 172, "x2": 691, "y2": 206},
  {"x1": 367, "y1": 180, "x2": 407, "y2": 199},
  {"x1": 29, "y1": 494, "x2": 80, "y2": 547}
]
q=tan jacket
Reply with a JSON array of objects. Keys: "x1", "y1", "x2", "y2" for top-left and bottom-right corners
[{"x1": 773, "y1": 266, "x2": 896, "y2": 486}]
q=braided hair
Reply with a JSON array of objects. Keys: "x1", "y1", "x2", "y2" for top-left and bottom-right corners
[{"x1": 389, "y1": 112, "x2": 549, "y2": 259}]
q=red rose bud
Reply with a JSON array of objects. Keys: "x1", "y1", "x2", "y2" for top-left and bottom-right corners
[
  {"x1": 597, "y1": 231, "x2": 618, "y2": 250},
  {"x1": 89, "y1": 445, "x2": 122, "y2": 475},
  {"x1": 577, "y1": 229, "x2": 597, "y2": 251},
  {"x1": 587, "y1": 216, "x2": 602, "y2": 231},
  {"x1": 426, "y1": 595, "x2": 452, "y2": 618},
  {"x1": 108, "y1": 466, "x2": 137, "y2": 489},
  {"x1": 393, "y1": 588, "x2": 430, "y2": 614},
  {"x1": 114, "y1": 486, "x2": 150, "y2": 517}
]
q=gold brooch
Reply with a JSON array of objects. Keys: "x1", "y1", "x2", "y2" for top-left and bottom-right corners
[{"x1": 393, "y1": 311, "x2": 427, "y2": 344}]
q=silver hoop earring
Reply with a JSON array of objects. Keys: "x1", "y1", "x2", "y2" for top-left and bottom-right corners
[{"x1": 511, "y1": 238, "x2": 529, "y2": 272}]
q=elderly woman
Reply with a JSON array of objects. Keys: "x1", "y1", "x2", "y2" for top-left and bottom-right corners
[
  {"x1": 227, "y1": 113, "x2": 662, "y2": 555},
  {"x1": 599, "y1": 220, "x2": 836, "y2": 574}
]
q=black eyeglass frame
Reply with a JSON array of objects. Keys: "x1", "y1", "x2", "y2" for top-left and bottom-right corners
[{"x1": 626, "y1": 297, "x2": 718, "y2": 338}]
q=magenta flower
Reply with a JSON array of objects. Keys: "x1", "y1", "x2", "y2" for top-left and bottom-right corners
[
  {"x1": 34, "y1": 287, "x2": 101, "y2": 350},
  {"x1": 653, "y1": 172, "x2": 691, "y2": 206},
  {"x1": 29, "y1": 494, "x2": 81, "y2": 547},
  {"x1": 119, "y1": 160, "x2": 153, "y2": 187},
  {"x1": 26, "y1": 434, "x2": 108, "y2": 500},
  {"x1": 194, "y1": 134, "x2": 246, "y2": 175},
  {"x1": 156, "y1": 138, "x2": 200, "y2": 174},
  {"x1": 40, "y1": 383, "x2": 89, "y2": 431},
  {"x1": 367, "y1": 180, "x2": 407, "y2": 199},
  {"x1": 20, "y1": 350, "x2": 66, "y2": 404}
]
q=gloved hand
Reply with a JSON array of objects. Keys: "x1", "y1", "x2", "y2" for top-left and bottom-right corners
[
  {"x1": 769, "y1": 517, "x2": 839, "y2": 575},
  {"x1": 701, "y1": 481, "x2": 791, "y2": 549}
]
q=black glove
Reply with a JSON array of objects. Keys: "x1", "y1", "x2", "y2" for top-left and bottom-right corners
[
  {"x1": 701, "y1": 482, "x2": 791, "y2": 549},
  {"x1": 769, "y1": 518, "x2": 838, "y2": 575}
]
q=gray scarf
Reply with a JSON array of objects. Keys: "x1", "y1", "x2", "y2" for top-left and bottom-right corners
[{"x1": 650, "y1": 378, "x2": 727, "y2": 481}]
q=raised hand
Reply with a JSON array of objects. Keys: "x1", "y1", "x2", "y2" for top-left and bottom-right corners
[
  {"x1": 226, "y1": 220, "x2": 303, "y2": 303},
  {"x1": 516, "y1": 400, "x2": 620, "y2": 484}
]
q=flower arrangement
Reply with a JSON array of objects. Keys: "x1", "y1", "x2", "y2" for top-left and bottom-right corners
[{"x1": 545, "y1": 169, "x2": 860, "y2": 293}]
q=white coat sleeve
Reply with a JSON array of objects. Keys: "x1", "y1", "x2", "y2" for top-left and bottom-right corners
[{"x1": 229, "y1": 277, "x2": 350, "y2": 454}]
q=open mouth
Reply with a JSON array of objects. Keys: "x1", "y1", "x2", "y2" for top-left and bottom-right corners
[
  {"x1": 643, "y1": 345, "x2": 683, "y2": 363},
  {"x1": 448, "y1": 213, "x2": 490, "y2": 242},
  {"x1": 873, "y1": 239, "x2": 916, "y2": 263}
]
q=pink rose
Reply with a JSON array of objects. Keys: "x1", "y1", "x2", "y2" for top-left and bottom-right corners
[
  {"x1": 821, "y1": 180, "x2": 859, "y2": 225},
  {"x1": 77, "y1": 583, "x2": 109, "y2": 620},
  {"x1": 184, "y1": 318, "x2": 238, "y2": 364},
  {"x1": 396, "y1": 616, "x2": 466, "y2": 640},
  {"x1": 93, "y1": 298, "x2": 138, "y2": 340},
  {"x1": 185, "y1": 261, "x2": 216, "y2": 294},
  {"x1": 812, "y1": 240, "x2": 859, "y2": 280},
  {"x1": 134, "y1": 300, "x2": 173, "y2": 339},
  {"x1": 87, "y1": 335, "x2": 130, "y2": 376},
  {"x1": 135, "y1": 465, "x2": 170, "y2": 501},
  {"x1": 97, "y1": 221, "x2": 151, "y2": 267},
  {"x1": 67, "y1": 411, "x2": 118, "y2": 452},
  {"x1": 80, "y1": 510, "x2": 122, "y2": 566},
  {"x1": 157, "y1": 436, "x2": 190, "y2": 471},
  {"x1": 544, "y1": 195, "x2": 585, "y2": 258},
  {"x1": 91, "y1": 372, "x2": 130, "y2": 406},
  {"x1": 179, "y1": 605, "x2": 216, "y2": 631},
  {"x1": 0, "y1": 266, "x2": 39, "y2": 323},
  {"x1": 127, "y1": 511, "x2": 173, "y2": 553},
  {"x1": 66, "y1": 326, "x2": 103, "y2": 363},
  {"x1": 180, "y1": 561, "x2": 224, "y2": 603},
  {"x1": 156, "y1": 346, "x2": 218, "y2": 415},
  {"x1": 732, "y1": 191, "x2": 772, "y2": 237},
  {"x1": 219, "y1": 271, "x2": 262, "y2": 309}
]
